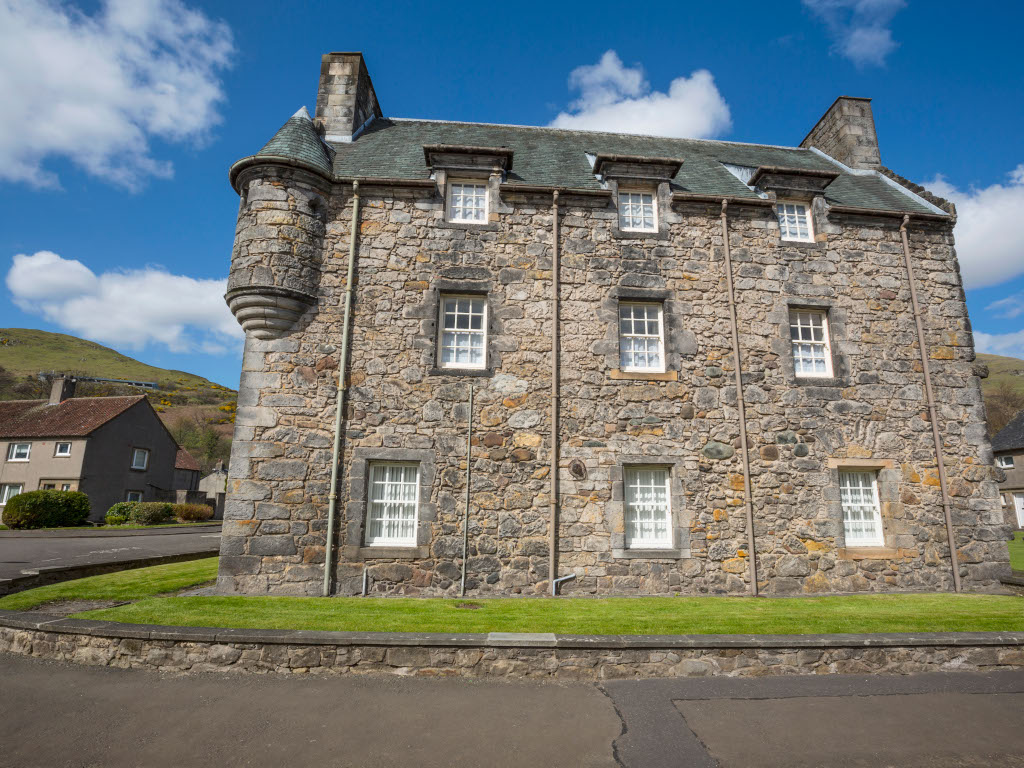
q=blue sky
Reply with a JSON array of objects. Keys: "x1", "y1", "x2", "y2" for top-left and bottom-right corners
[{"x1": 1, "y1": 0, "x2": 1023, "y2": 388}]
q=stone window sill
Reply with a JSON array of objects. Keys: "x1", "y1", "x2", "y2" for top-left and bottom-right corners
[
  {"x1": 440, "y1": 221, "x2": 499, "y2": 232},
  {"x1": 612, "y1": 229, "x2": 670, "y2": 241},
  {"x1": 613, "y1": 548, "x2": 689, "y2": 560},
  {"x1": 609, "y1": 369, "x2": 677, "y2": 382},
  {"x1": 344, "y1": 545, "x2": 430, "y2": 560},
  {"x1": 427, "y1": 367, "x2": 494, "y2": 378},
  {"x1": 790, "y1": 375, "x2": 848, "y2": 388},
  {"x1": 779, "y1": 239, "x2": 827, "y2": 250},
  {"x1": 837, "y1": 547, "x2": 901, "y2": 560}
]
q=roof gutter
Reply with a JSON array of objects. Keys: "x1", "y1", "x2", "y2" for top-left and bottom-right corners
[{"x1": 228, "y1": 155, "x2": 333, "y2": 193}]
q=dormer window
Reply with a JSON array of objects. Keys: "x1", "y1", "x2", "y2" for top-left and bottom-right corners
[
  {"x1": 777, "y1": 201, "x2": 813, "y2": 242},
  {"x1": 447, "y1": 181, "x2": 488, "y2": 224},
  {"x1": 618, "y1": 190, "x2": 656, "y2": 232}
]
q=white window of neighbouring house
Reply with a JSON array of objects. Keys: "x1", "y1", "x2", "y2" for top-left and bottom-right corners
[
  {"x1": 790, "y1": 310, "x2": 833, "y2": 378},
  {"x1": 0, "y1": 484, "x2": 23, "y2": 504},
  {"x1": 839, "y1": 471, "x2": 885, "y2": 546},
  {"x1": 61, "y1": 483, "x2": 72, "y2": 492},
  {"x1": 997, "y1": 455, "x2": 1015, "y2": 469},
  {"x1": 624, "y1": 466, "x2": 672, "y2": 549},
  {"x1": 54, "y1": 442, "x2": 72, "y2": 457},
  {"x1": 126, "y1": 490, "x2": 143, "y2": 503},
  {"x1": 1015, "y1": 493, "x2": 1024, "y2": 528},
  {"x1": 6, "y1": 443, "x2": 30, "y2": 462},
  {"x1": 619, "y1": 302, "x2": 665, "y2": 372},
  {"x1": 777, "y1": 201, "x2": 813, "y2": 242},
  {"x1": 439, "y1": 295, "x2": 487, "y2": 369},
  {"x1": 130, "y1": 448, "x2": 149, "y2": 470},
  {"x1": 366, "y1": 462, "x2": 419, "y2": 546},
  {"x1": 618, "y1": 190, "x2": 657, "y2": 232},
  {"x1": 447, "y1": 181, "x2": 487, "y2": 223}
]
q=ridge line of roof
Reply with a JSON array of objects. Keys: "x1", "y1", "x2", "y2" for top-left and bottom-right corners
[
  {"x1": 0, "y1": 394, "x2": 147, "y2": 405},
  {"x1": 384, "y1": 118, "x2": 810, "y2": 152}
]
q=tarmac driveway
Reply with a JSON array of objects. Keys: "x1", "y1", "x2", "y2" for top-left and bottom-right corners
[{"x1": 0, "y1": 527, "x2": 220, "y2": 582}]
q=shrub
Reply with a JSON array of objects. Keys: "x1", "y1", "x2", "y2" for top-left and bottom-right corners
[
  {"x1": 173, "y1": 503, "x2": 214, "y2": 522},
  {"x1": 105, "y1": 501, "x2": 138, "y2": 525},
  {"x1": 128, "y1": 502, "x2": 175, "y2": 526},
  {"x1": 1, "y1": 490, "x2": 91, "y2": 529}
]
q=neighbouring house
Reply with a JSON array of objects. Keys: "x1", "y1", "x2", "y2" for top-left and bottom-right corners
[
  {"x1": 199, "y1": 460, "x2": 228, "y2": 496},
  {"x1": 217, "y1": 51, "x2": 1008, "y2": 597},
  {"x1": 174, "y1": 448, "x2": 202, "y2": 492},
  {"x1": 993, "y1": 411, "x2": 1024, "y2": 529},
  {"x1": 0, "y1": 377, "x2": 201, "y2": 521}
]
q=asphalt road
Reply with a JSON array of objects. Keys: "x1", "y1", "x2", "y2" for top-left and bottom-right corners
[
  {"x1": 0, "y1": 528, "x2": 220, "y2": 581},
  {"x1": 2, "y1": 654, "x2": 1024, "y2": 767}
]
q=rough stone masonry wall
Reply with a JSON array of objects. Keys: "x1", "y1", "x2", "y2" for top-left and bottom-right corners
[{"x1": 218, "y1": 174, "x2": 1009, "y2": 597}]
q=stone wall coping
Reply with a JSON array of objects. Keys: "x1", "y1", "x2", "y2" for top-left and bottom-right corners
[{"x1": 3, "y1": 610, "x2": 1022, "y2": 650}]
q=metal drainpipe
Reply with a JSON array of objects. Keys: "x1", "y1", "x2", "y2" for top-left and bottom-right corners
[
  {"x1": 322, "y1": 180, "x2": 361, "y2": 597},
  {"x1": 720, "y1": 200, "x2": 759, "y2": 596},
  {"x1": 460, "y1": 383, "x2": 474, "y2": 597},
  {"x1": 549, "y1": 190, "x2": 561, "y2": 595},
  {"x1": 900, "y1": 215, "x2": 962, "y2": 593}
]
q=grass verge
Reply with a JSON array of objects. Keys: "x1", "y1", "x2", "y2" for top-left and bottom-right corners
[
  {"x1": 0, "y1": 557, "x2": 218, "y2": 611},
  {"x1": 78, "y1": 592, "x2": 1024, "y2": 635},
  {"x1": 1011, "y1": 531, "x2": 1024, "y2": 572},
  {"x1": 0, "y1": 522, "x2": 220, "y2": 532}
]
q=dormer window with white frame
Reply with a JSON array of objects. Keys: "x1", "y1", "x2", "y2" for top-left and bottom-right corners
[
  {"x1": 777, "y1": 201, "x2": 814, "y2": 242},
  {"x1": 447, "y1": 181, "x2": 488, "y2": 224},
  {"x1": 789, "y1": 309, "x2": 833, "y2": 378},
  {"x1": 618, "y1": 190, "x2": 657, "y2": 232}
]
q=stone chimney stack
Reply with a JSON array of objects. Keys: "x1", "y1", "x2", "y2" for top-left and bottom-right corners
[
  {"x1": 313, "y1": 52, "x2": 383, "y2": 143},
  {"x1": 48, "y1": 376, "x2": 75, "y2": 405},
  {"x1": 800, "y1": 96, "x2": 881, "y2": 170}
]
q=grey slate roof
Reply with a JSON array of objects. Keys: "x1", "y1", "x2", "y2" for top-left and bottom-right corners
[
  {"x1": 992, "y1": 410, "x2": 1024, "y2": 452},
  {"x1": 256, "y1": 107, "x2": 335, "y2": 178},
  {"x1": 327, "y1": 118, "x2": 937, "y2": 214}
]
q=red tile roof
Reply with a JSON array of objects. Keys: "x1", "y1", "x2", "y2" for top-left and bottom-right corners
[
  {"x1": 0, "y1": 396, "x2": 146, "y2": 438},
  {"x1": 175, "y1": 447, "x2": 201, "y2": 471}
]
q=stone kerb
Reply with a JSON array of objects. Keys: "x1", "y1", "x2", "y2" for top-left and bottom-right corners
[{"x1": 2, "y1": 610, "x2": 1024, "y2": 680}]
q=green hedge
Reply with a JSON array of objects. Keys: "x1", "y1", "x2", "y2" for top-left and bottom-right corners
[
  {"x1": 174, "y1": 503, "x2": 214, "y2": 522},
  {"x1": 105, "y1": 501, "x2": 213, "y2": 525},
  {"x1": 1, "y1": 490, "x2": 91, "y2": 529}
]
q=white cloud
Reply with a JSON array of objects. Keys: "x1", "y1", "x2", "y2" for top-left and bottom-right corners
[
  {"x1": 6, "y1": 251, "x2": 243, "y2": 353},
  {"x1": 0, "y1": 0, "x2": 233, "y2": 189},
  {"x1": 975, "y1": 330, "x2": 1024, "y2": 361},
  {"x1": 549, "y1": 51, "x2": 731, "y2": 139},
  {"x1": 987, "y1": 292, "x2": 1024, "y2": 321},
  {"x1": 924, "y1": 165, "x2": 1024, "y2": 290},
  {"x1": 803, "y1": 0, "x2": 905, "y2": 67}
]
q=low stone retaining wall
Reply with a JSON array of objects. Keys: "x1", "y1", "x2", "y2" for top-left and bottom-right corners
[{"x1": 2, "y1": 610, "x2": 1024, "y2": 679}]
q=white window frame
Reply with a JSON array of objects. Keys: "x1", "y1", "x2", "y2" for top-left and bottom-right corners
[
  {"x1": 130, "y1": 448, "x2": 149, "y2": 471},
  {"x1": 61, "y1": 483, "x2": 72, "y2": 492},
  {"x1": 1015, "y1": 493, "x2": 1024, "y2": 529},
  {"x1": 777, "y1": 200, "x2": 814, "y2": 242},
  {"x1": 0, "y1": 484, "x2": 23, "y2": 504},
  {"x1": 839, "y1": 470, "x2": 885, "y2": 547},
  {"x1": 54, "y1": 442, "x2": 72, "y2": 457},
  {"x1": 6, "y1": 443, "x2": 30, "y2": 462},
  {"x1": 789, "y1": 309, "x2": 834, "y2": 378},
  {"x1": 365, "y1": 462, "x2": 420, "y2": 547},
  {"x1": 446, "y1": 180, "x2": 488, "y2": 224},
  {"x1": 618, "y1": 302, "x2": 666, "y2": 373},
  {"x1": 126, "y1": 490, "x2": 143, "y2": 503},
  {"x1": 624, "y1": 465, "x2": 673, "y2": 549},
  {"x1": 997, "y1": 455, "x2": 1015, "y2": 469},
  {"x1": 618, "y1": 189, "x2": 658, "y2": 232},
  {"x1": 438, "y1": 294, "x2": 488, "y2": 370}
]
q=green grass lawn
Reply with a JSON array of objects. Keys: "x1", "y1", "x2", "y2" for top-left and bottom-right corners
[
  {"x1": 1010, "y1": 532, "x2": 1024, "y2": 572},
  {"x1": 2, "y1": 557, "x2": 1022, "y2": 635},
  {"x1": 0, "y1": 558, "x2": 219, "y2": 611}
]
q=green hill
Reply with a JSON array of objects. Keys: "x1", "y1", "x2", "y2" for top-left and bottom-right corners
[
  {"x1": 0, "y1": 327, "x2": 235, "y2": 415},
  {"x1": 978, "y1": 353, "x2": 1024, "y2": 398}
]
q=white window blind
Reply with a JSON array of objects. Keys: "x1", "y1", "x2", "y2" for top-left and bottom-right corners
[
  {"x1": 619, "y1": 302, "x2": 665, "y2": 372},
  {"x1": 367, "y1": 463, "x2": 419, "y2": 546},
  {"x1": 839, "y1": 471, "x2": 885, "y2": 546},
  {"x1": 777, "y1": 202, "x2": 813, "y2": 241},
  {"x1": 624, "y1": 467, "x2": 672, "y2": 548},
  {"x1": 789, "y1": 310, "x2": 833, "y2": 377},
  {"x1": 618, "y1": 191, "x2": 656, "y2": 231}
]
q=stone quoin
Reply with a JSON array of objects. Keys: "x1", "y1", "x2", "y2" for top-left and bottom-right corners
[{"x1": 217, "y1": 52, "x2": 1009, "y2": 597}]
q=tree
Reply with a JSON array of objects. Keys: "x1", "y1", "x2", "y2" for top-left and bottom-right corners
[
  {"x1": 985, "y1": 380, "x2": 1024, "y2": 437},
  {"x1": 170, "y1": 414, "x2": 231, "y2": 474}
]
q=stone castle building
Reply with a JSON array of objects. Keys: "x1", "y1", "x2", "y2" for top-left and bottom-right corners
[{"x1": 218, "y1": 52, "x2": 1009, "y2": 597}]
